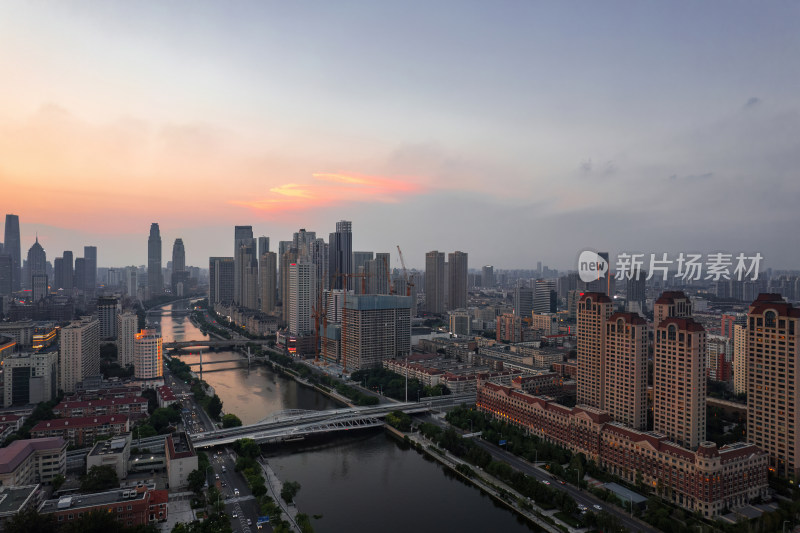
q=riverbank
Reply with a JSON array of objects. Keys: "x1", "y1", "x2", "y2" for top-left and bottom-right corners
[
  {"x1": 259, "y1": 457, "x2": 302, "y2": 532},
  {"x1": 384, "y1": 425, "x2": 572, "y2": 533}
]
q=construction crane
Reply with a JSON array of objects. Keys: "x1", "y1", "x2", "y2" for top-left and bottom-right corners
[{"x1": 396, "y1": 245, "x2": 415, "y2": 297}]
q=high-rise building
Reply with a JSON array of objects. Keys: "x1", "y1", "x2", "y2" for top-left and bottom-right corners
[
  {"x1": 259, "y1": 252, "x2": 277, "y2": 314},
  {"x1": 125, "y1": 267, "x2": 138, "y2": 298},
  {"x1": 514, "y1": 285, "x2": 534, "y2": 318},
  {"x1": 288, "y1": 262, "x2": 315, "y2": 337},
  {"x1": 496, "y1": 313, "x2": 523, "y2": 343},
  {"x1": 353, "y1": 251, "x2": 374, "y2": 294},
  {"x1": 83, "y1": 246, "x2": 97, "y2": 296},
  {"x1": 171, "y1": 239, "x2": 189, "y2": 297},
  {"x1": 31, "y1": 274, "x2": 48, "y2": 302},
  {"x1": 746, "y1": 294, "x2": 800, "y2": 477},
  {"x1": 654, "y1": 291, "x2": 692, "y2": 330},
  {"x1": 626, "y1": 267, "x2": 647, "y2": 315},
  {"x1": 147, "y1": 223, "x2": 163, "y2": 299},
  {"x1": 209, "y1": 257, "x2": 235, "y2": 307},
  {"x1": 576, "y1": 292, "x2": 613, "y2": 409},
  {"x1": 0, "y1": 254, "x2": 11, "y2": 296},
  {"x1": 74, "y1": 258, "x2": 86, "y2": 292},
  {"x1": 732, "y1": 324, "x2": 747, "y2": 396},
  {"x1": 280, "y1": 249, "x2": 298, "y2": 324},
  {"x1": 234, "y1": 229, "x2": 258, "y2": 309},
  {"x1": 258, "y1": 236, "x2": 270, "y2": 257},
  {"x1": 342, "y1": 294, "x2": 411, "y2": 371},
  {"x1": 532, "y1": 279, "x2": 557, "y2": 314},
  {"x1": 604, "y1": 312, "x2": 648, "y2": 430},
  {"x1": 654, "y1": 316, "x2": 707, "y2": 450},
  {"x1": 61, "y1": 251, "x2": 74, "y2": 292},
  {"x1": 328, "y1": 220, "x2": 352, "y2": 290},
  {"x1": 52, "y1": 257, "x2": 64, "y2": 291},
  {"x1": 134, "y1": 329, "x2": 163, "y2": 380},
  {"x1": 59, "y1": 316, "x2": 100, "y2": 393},
  {"x1": 117, "y1": 311, "x2": 138, "y2": 367},
  {"x1": 585, "y1": 251, "x2": 610, "y2": 295},
  {"x1": 367, "y1": 253, "x2": 390, "y2": 295},
  {"x1": 425, "y1": 251, "x2": 445, "y2": 314},
  {"x1": 447, "y1": 251, "x2": 468, "y2": 310},
  {"x1": 309, "y1": 238, "x2": 329, "y2": 292},
  {"x1": 27, "y1": 237, "x2": 46, "y2": 289},
  {"x1": 482, "y1": 265, "x2": 494, "y2": 288},
  {"x1": 97, "y1": 297, "x2": 120, "y2": 339},
  {"x1": 721, "y1": 313, "x2": 747, "y2": 339},
  {"x1": 3, "y1": 214, "x2": 21, "y2": 292}
]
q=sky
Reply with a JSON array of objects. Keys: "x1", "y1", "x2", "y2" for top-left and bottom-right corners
[{"x1": 2, "y1": 1, "x2": 799, "y2": 271}]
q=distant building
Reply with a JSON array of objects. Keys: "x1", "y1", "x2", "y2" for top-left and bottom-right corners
[
  {"x1": 27, "y1": 236, "x2": 47, "y2": 299},
  {"x1": 449, "y1": 312, "x2": 471, "y2": 336},
  {"x1": 171, "y1": 238, "x2": 189, "y2": 297},
  {"x1": 97, "y1": 297, "x2": 121, "y2": 339},
  {"x1": 259, "y1": 251, "x2": 277, "y2": 314},
  {"x1": 425, "y1": 251, "x2": 445, "y2": 314},
  {"x1": 60, "y1": 317, "x2": 100, "y2": 394},
  {"x1": 481, "y1": 265, "x2": 494, "y2": 288},
  {"x1": 3, "y1": 214, "x2": 21, "y2": 292},
  {"x1": 733, "y1": 324, "x2": 747, "y2": 395},
  {"x1": 134, "y1": 329, "x2": 163, "y2": 380},
  {"x1": 447, "y1": 251, "x2": 468, "y2": 310},
  {"x1": 147, "y1": 223, "x2": 163, "y2": 300},
  {"x1": 288, "y1": 262, "x2": 315, "y2": 337},
  {"x1": 209, "y1": 257, "x2": 235, "y2": 308},
  {"x1": 514, "y1": 285, "x2": 533, "y2": 318},
  {"x1": 496, "y1": 313, "x2": 522, "y2": 343},
  {"x1": 328, "y1": 220, "x2": 352, "y2": 290}
]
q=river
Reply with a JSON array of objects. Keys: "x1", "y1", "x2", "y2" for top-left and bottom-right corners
[{"x1": 153, "y1": 301, "x2": 538, "y2": 532}]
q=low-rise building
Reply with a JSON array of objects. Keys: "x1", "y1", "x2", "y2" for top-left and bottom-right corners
[
  {"x1": 0, "y1": 437, "x2": 66, "y2": 486},
  {"x1": 53, "y1": 397, "x2": 148, "y2": 418},
  {"x1": 157, "y1": 386, "x2": 178, "y2": 408},
  {"x1": 477, "y1": 382, "x2": 768, "y2": 517},
  {"x1": 87, "y1": 434, "x2": 131, "y2": 480},
  {"x1": 0, "y1": 485, "x2": 41, "y2": 531},
  {"x1": 31, "y1": 415, "x2": 130, "y2": 447},
  {"x1": 39, "y1": 485, "x2": 168, "y2": 527},
  {"x1": 165, "y1": 432, "x2": 197, "y2": 490}
]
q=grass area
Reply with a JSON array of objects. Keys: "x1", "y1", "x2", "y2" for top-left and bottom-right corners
[{"x1": 554, "y1": 511, "x2": 582, "y2": 527}]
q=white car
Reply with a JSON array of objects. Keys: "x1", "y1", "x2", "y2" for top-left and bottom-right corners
[
  {"x1": 593, "y1": 504, "x2": 602, "y2": 511},
  {"x1": 232, "y1": 511, "x2": 238, "y2": 518},
  {"x1": 247, "y1": 519, "x2": 252, "y2": 526},
  {"x1": 234, "y1": 488, "x2": 240, "y2": 496}
]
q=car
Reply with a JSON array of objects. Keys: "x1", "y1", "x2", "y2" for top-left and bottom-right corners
[
  {"x1": 247, "y1": 519, "x2": 252, "y2": 526},
  {"x1": 215, "y1": 474, "x2": 219, "y2": 479},
  {"x1": 542, "y1": 480, "x2": 550, "y2": 485},
  {"x1": 232, "y1": 511, "x2": 238, "y2": 518},
  {"x1": 222, "y1": 466, "x2": 227, "y2": 472},
  {"x1": 222, "y1": 481, "x2": 227, "y2": 487},
  {"x1": 593, "y1": 504, "x2": 602, "y2": 510},
  {"x1": 234, "y1": 488, "x2": 240, "y2": 496},
  {"x1": 559, "y1": 480, "x2": 566, "y2": 485}
]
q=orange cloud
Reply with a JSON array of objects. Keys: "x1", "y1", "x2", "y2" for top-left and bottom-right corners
[{"x1": 231, "y1": 172, "x2": 426, "y2": 215}]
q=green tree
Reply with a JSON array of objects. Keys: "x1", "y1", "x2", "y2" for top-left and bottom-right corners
[
  {"x1": 80, "y1": 465, "x2": 119, "y2": 492},
  {"x1": 52, "y1": 473, "x2": 66, "y2": 491},
  {"x1": 234, "y1": 438, "x2": 261, "y2": 459},
  {"x1": 222, "y1": 414, "x2": 242, "y2": 428},
  {"x1": 187, "y1": 468, "x2": 206, "y2": 494},
  {"x1": 281, "y1": 480, "x2": 301, "y2": 503},
  {"x1": 4, "y1": 509, "x2": 56, "y2": 533},
  {"x1": 208, "y1": 395, "x2": 223, "y2": 419}
]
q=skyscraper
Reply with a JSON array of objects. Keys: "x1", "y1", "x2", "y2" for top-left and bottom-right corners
[
  {"x1": 62, "y1": 251, "x2": 74, "y2": 292},
  {"x1": 447, "y1": 251, "x2": 468, "y2": 310},
  {"x1": 585, "y1": 251, "x2": 610, "y2": 295},
  {"x1": 147, "y1": 223, "x2": 163, "y2": 299},
  {"x1": 482, "y1": 265, "x2": 494, "y2": 288},
  {"x1": 59, "y1": 316, "x2": 100, "y2": 393},
  {"x1": 342, "y1": 294, "x2": 411, "y2": 371},
  {"x1": 576, "y1": 292, "x2": 613, "y2": 409},
  {"x1": 732, "y1": 324, "x2": 747, "y2": 395},
  {"x1": 234, "y1": 226, "x2": 256, "y2": 307},
  {"x1": 425, "y1": 251, "x2": 445, "y2": 314},
  {"x1": 209, "y1": 257, "x2": 235, "y2": 307},
  {"x1": 626, "y1": 267, "x2": 647, "y2": 315},
  {"x1": 288, "y1": 262, "x2": 315, "y2": 337},
  {"x1": 532, "y1": 279, "x2": 557, "y2": 314},
  {"x1": 74, "y1": 258, "x2": 87, "y2": 292},
  {"x1": 654, "y1": 291, "x2": 692, "y2": 330},
  {"x1": 259, "y1": 252, "x2": 277, "y2": 314},
  {"x1": 367, "y1": 253, "x2": 390, "y2": 295},
  {"x1": 353, "y1": 251, "x2": 374, "y2": 294},
  {"x1": 746, "y1": 294, "x2": 800, "y2": 477},
  {"x1": 328, "y1": 220, "x2": 352, "y2": 290},
  {"x1": 84, "y1": 246, "x2": 97, "y2": 296},
  {"x1": 0, "y1": 254, "x2": 12, "y2": 296},
  {"x1": 3, "y1": 214, "x2": 21, "y2": 292},
  {"x1": 171, "y1": 238, "x2": 189, "y2": 297},
  {"x1": 27, "y1": 237, "x2": 47, "y2": 299},
  {"x1": 514, "y1": 284, "x2": 534, "y2": 318},
  {"x1": 604, "y1": 312, "x2": 648, "y2": 430},
  {"x1": 280, "y1": 249, "x2": 298, "y2": 324},
  {"x1": 53, "y1": 257, "x2": 64, "y2": 291},
  {"x1": 653, "y1": 315, "x2": 706, "y2": 450},
  {"x1": 97, "y1": 297, "x2": 120, "y2": 339},
  {"x1": 258, "y1": 236, "x2": 270, "y2": 257}
]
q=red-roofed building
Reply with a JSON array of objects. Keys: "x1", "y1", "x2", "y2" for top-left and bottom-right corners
[
  {"x1": 53, "y1": 397, "x2": 148, "y2": 418},
  {"x1": 31, "y1": 415, "x2": 130, "y2": 446},
  {"x1": 39, "y1": 485, "x2": 168, "y2": 527},
  {"x1": 157, "y1": 386, "x2": 178, "y2": 408}
]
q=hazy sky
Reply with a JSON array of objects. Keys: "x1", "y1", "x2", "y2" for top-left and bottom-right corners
[{"x1": 2, "y1": 2, "x2": 799, "y2": 270}]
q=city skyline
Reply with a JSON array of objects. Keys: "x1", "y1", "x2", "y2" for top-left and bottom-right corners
[{"x1": 2, "y1": 2, "x2": 800, "y2": 269}]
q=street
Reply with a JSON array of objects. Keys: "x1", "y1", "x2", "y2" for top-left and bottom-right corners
[{"x1": 206, "y1": 447, "x2": 271, "y2": 533}]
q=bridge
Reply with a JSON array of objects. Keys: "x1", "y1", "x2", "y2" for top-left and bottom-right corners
[
  {"x1": 163, "y1": 339, "x2": 272, "y2": 349},
  {"x1": 189, "y1": 393, "x2": 476, "y2": 448}
]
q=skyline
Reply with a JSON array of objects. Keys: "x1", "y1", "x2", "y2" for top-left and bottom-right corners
[{"x1": 2, "y1": 2, "x2": 800, "y2": 269}]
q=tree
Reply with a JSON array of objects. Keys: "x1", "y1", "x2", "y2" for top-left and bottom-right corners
[
  {"x1": 281, "y1": 480, "x2": 301, "y2": 503},
  {"x1": 4, "y1": 509, "x2": 56, "y2": 533},
  {"x1": 188, "y1": 468, "x2": 206, "y2": 495},
  {"x1": 234, "y1": 438, "x2": 261, "y2": 459},
  {"x1": 81, "y1": 465, "x2": 119, "y2": 492},
  {"x1": 208, "y1": 395, "x2": 223, "y2": 419},
  {"x1": 52, "y1": 473, "x2": 66, "y2": 491},
  {"x1": 222, "y1": 414, "x2": 242, "y2": 428}
]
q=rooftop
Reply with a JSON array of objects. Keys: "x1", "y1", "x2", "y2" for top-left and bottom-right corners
[
  {"x1": 0, "y1": 485, "x2": 40, "y2": 517},
  {"x1": 39, "y1": 487, "x2": 147, "y2": 514},
  {"x1": 89, "y1": 435, "x2": 131, "y2": 457},
  {"x1": 0, "y1": 437, "x2": 66, "y2": 474},
  {"x1": 32, "y1": 415, "x2": 129, "y2": 432}
]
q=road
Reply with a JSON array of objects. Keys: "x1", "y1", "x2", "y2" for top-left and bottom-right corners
[
  {"x1": 207, "y1": 446, "x2": 271, "y2": 533},
  {"x1": 422, "y1": 414, "x2": 658, "y2": 533}
]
